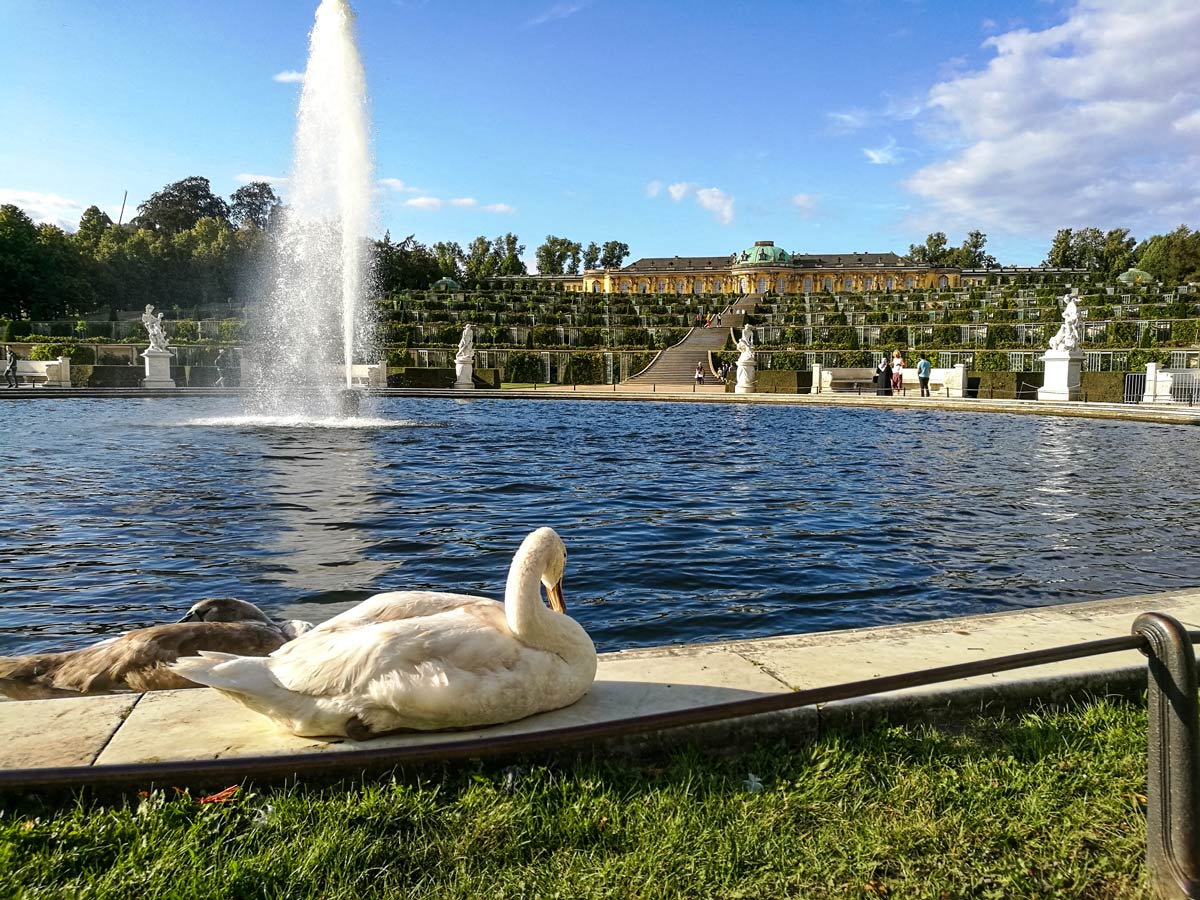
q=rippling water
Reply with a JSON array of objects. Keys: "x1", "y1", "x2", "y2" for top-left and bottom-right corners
[{"x1": 2, "y1": 397, "x2": 1197, "y2": 656}]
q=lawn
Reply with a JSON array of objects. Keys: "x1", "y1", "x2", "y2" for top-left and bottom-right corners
[{"x1": 0, "y1": 698, "x2": 1149, "y2": 899}]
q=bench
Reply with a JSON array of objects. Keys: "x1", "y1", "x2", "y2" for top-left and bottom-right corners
[
  {"x1": 7, "y1": 357, "x2": 72, "y2": 388},
  {"x1": 811, "y1": 364, "x2": 967, "y2": 398}
]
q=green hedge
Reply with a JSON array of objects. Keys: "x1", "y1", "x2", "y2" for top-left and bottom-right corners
[
  {"x1": 503, "y1": 351, "x2": 544, "y2": 383},
  {"x1": 386, "y1": 367, "x2": 455, "y2": 388},
  {"x1": 1080, "y1": 372, "x2": 1126, "y2": 403}
]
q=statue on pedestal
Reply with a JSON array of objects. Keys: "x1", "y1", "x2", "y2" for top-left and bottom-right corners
[
  {"x1": 1047, "y1": 296, "x2": 1082, "y2": 353},
  {"x1": 1039, "y1": 296, "x2": 1083, "y2": 402},
  {"x1": 454, "y1": 323, "x2": 475, "y2": 389},
  {"x1": 735, "y1": 324, "x2": 756, "y2": 393},
  {"x1": 141, "y1": 305, "x2": 170, "y2": 352}
]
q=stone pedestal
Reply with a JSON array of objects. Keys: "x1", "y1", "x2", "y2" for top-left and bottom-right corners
[
  {"x1": 454, "y1": 357, "x2": 474, "y2": 390},
  {"x1": 735, "y1": 361, "x2": 757, "y2": 394},
  {"x1": 141, "y1": 348, "x2": 175, "y2": 389},
  {"x1": 1038, "y1": 349, "x2": 1082, "y2": 402}
]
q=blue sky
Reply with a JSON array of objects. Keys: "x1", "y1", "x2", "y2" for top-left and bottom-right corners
[{"x1": 2, "y1": 0, "x2": 1198, "y2": 268}]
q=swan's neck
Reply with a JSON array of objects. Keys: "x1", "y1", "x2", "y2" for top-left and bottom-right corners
[{"x1": 504, "y1": 538, "x2": 555, "y2": 644}]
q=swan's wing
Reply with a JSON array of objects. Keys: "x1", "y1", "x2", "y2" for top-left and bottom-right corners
[
  {"x1": 53, "y1": 623, "x2": 287, "y2": 693},
  {"x1": 303, "y1": 591, "x2": 497, "y2": 635},
  {"x1": 265, "y1": 604, "x2": 516, "y2": 696}
]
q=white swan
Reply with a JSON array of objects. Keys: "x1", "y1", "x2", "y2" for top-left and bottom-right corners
[{"x1": 169, "y1": 527, "x2": 597, "y2": 739}]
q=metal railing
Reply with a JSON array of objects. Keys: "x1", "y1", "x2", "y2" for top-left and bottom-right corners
[{"x1": 0, "y1": 613, "x2": 1195, "y2": 897}]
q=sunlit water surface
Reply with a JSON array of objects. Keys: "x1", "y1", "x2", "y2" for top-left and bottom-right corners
[{"x1": 2, "y1": 397, "x2": 1197, "y2": 656}]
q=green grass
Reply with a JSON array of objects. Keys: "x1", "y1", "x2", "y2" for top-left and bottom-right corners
[{"x1": 0, "y1": 698, "x2": 1150, "y2": 899}]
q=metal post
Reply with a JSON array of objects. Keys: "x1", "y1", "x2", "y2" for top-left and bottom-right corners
[{"x1": 1134, "y1": 612, "x2": 1200, "y2": 899}]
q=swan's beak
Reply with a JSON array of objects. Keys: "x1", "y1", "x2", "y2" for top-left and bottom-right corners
[
  {"x1": 547, "y1": 580, "x2": 566, "y2": 614},
  {"x1": 177, "y1": 610, "x2": 199, "y2": 623}
]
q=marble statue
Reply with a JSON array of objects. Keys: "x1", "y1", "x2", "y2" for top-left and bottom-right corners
[
  {"x1": 1048, "y1": 296, "x2": 1082, "y2": 353},
  {"x1": 735, "y1": 325, "x2": 756, "y2": 393},
  {"x1": 1039, "y1": 295, "x2": 1083, "y2": 402},
  {"x1": 456, "y1": 323, "x2": 475, "y2": 362},
  {"x1": 454, "y1": 323, "x2": 475, "y2": 389},
  {"x1": 141, "y1": 305, "x2": 169, "y2": 352}
]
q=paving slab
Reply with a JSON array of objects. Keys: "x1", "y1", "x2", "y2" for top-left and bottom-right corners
[
  {"x1": 0, "y1": 693, "x2": 138, "y2": 769},
  {"x1": 97, "y1": 648, "x2": 792, "y2": 764}
]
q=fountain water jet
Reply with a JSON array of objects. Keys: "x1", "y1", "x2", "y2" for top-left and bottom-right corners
[{"x1": 247, "y1": 0, "x2": 374, "y2": 419}]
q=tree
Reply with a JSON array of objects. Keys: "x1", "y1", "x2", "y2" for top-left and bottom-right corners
[
  {"x1": 0, "y1": 205, "x2": 40, "y2": 320},
  {"x1": 534, "y1": 235, "x2": 577, "y2": 275},
  {"x1": 1137, "y1": 225, "x2": 1200, "y2": 285},
  {"x1": 954, "y1": 230, "x2": 996, "y2": 268},
  {"x1": 74, "y1": 205, "x2": 113, "y2": 255},
  {"x1": 599, "y1": 240, "x2": 630, "y2": 269},
  {"x1": 582, "y1": 241, "x2": 601, "y2": 271},
  {"x1": 907, "y1": 232, "x2": 951, "y2": 266},
  {"x1": 229, "y1": 182, "x2": 281, "y2": 230},
  {"x1": 1071, "y1": 227, "x2": 1105, "y2": 272},
  {"x1": 135, "y1": 176, "x2": 230, "y2": 235},
  {"x1": 1101, "y1": 228, "x2": 1136, "y2": 280},
  {"x1": 431, "y1": 241, "x2": 465, "y2": 281},
  {"x1": 491, "y1": 232, "x2": 526, "y2": 277},
  {"x1": 464, "y1": 236, "x2": 496, "y2": 286},
  {"x1": 373, "y1": 232, "x2": 440, "y2": 292},
  {"x1": 1046, "y1": 228, "x2": 1075, "y2": 268}
]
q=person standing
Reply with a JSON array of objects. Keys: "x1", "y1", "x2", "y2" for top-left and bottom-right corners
[
  {"x1": 891, "y1": 350, "x2": 905, "y2": 394},
  {"x1": 695, "y1": 362, "x2": 704, "y2": 385},
  {"x1": 917, "y1": 353, "x2": 932, "y2": 397},
  {"x1": 3, "y1": 347, "x2": 17, "y2": 389},
  {"x1": 875, "y1": 355, "x2": 892, "y2": 396}
]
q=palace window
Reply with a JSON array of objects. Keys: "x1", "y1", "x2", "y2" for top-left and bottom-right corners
[
  {"x1": 842, "y1": 277, "x2": 854, "y2": 292},
  {"x1": 803, "y1": 276, "x2": 813, "y2": 293},
  {"x1": 905, "y1": 275, "x2": 916, "y2": 288}
]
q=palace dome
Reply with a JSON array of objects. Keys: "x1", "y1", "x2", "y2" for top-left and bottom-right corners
[{"x1": 734, "y1": 240, "x2": 790, "y2": 266}]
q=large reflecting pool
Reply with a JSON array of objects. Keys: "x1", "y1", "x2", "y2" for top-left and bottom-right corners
[{"x1": 2, "y1": 396, "x2": 1197, "y2": 656}]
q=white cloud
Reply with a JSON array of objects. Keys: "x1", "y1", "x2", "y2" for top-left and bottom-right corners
[
  {"x1": 648, "y1": 179, "x2": 734, "y2": 224},
  {"x1": 695, "y1": 187, "x2": 734, "y2": 225},
  {"x1": 667, "y1": 181, "x2": 694, "y2": 202},
  {"x1": 863, "y1": 137, "x2": 900, "y2": 165},
  {"x1": 827, "y1": 109, "x2": 868, "y2": 133},
  {"x1": 907, "y1": 0, "x2": 1200, "y2": 234},
  {"x1": 0, "y1": 190, "x2": 87, "y2": 230},
  {"x1": 236, "y1": 173, "x2": 288, "y2": 186},
  {"x1": 273, "y1": 70, "x2": 304, "y2": 83},
  {"x1": 791, "y1": 193, "x2": 818, "y2": 214},
  {"x1": 405, "y1": 196, "x2": 443, "y2": 210},
  {"x1": 450, "y1": 197, "x2": 477, "y2": 207},
  {"x1": 483, "y1": 202, "x2": 516, "y2": 214},
  {"x1": 524, "y1": 3, "x2": 586, "y2": 28},
  {"x1": 379, "y1": 177, "x2": 423, "y2": 193}
]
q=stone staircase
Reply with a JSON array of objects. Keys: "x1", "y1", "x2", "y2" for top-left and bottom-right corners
[{"x1": 625, "y1": 295, "x2": 760, "y2": 386}]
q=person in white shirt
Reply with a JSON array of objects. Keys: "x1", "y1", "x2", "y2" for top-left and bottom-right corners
[{"x1": 891, "y1": 350, "x2": 905, "y2": 393}]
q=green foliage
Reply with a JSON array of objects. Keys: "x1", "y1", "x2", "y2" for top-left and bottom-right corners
[
  {"x1": 29, "y1": 342, "x2": 81, "y2": 361},
  {"x1": 985, "y1": 324, "x2": 1017, "y2": 348},
  {"x1": 172, "y1": 320, "x2": 199, "y2": 342},
  {"x1": 134, "y1": 176, "x2": 230, "y2": 234},
  {"x1": 973, "y1": 350, "x2": 1010, "y2": 371},
  {"x1": 504, "y1": 350, "x2": 544, "y2": 383},
  {"x1": 876, "y1": 325, "x2": 908, "y2": 348},
  {"x1": 216, "y1": 320, "x2": 243, "y2": 343},
  {"x1": 228, "y1": 182, "x2": 280, "y2": 230},
  {"x1": 768, "y1": 350, "x2": 808, "y2": 370},
  {"x1": 1127, "y1": 349, "x2": 1169, "y2": 371},
  {"x1": 1171, "y1": 319, "x2": 1196, "y2": 344},
  {"x1": 564, "y1": 351, "x2": 604, "y2": 384}
]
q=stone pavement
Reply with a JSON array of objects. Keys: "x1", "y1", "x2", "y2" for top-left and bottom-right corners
[{"x1": 1, "y1": 590, "x2": 1196, "y2": 780}]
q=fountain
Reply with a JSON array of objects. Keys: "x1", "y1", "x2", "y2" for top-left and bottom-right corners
[{"x1": 246, "y1": 0, "x2": 374, "y2": 420}]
